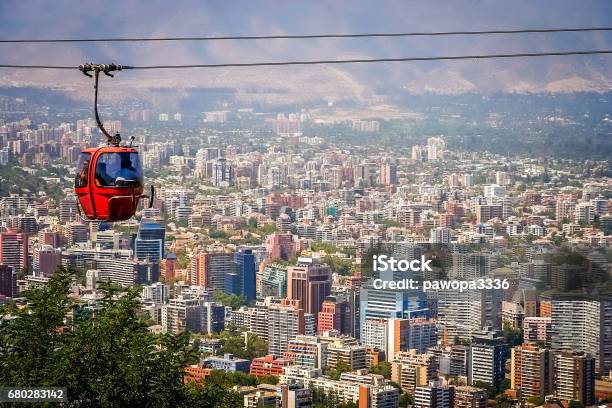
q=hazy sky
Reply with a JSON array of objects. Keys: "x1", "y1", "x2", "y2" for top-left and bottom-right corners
[{"x1": 1, "y1": 1, "x2": 611, "y2": 98}]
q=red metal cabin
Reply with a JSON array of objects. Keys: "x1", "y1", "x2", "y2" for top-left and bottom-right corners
[{"x1": 75, "y1": 146, "x2": 144, "y2": 222}]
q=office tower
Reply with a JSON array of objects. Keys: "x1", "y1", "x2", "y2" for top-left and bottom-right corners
[
  {"x1": 192, "y1": 251, "x2": 235, "y2": 290},
  {"x1": 450, "y1": 253, "x2": 490, "y2": 279},
  {"x1": 317, "y1": 294, "x2": 354, "y2": 335},
  {"x1": 522, "y1": 317, "x2": 551, "y2": 347},
  {"x1": 134, "y1": 219, "x2": 165, "y2": 262},
  {"x1": 435, "y1": 289, "x2": 502, "y2": 342},
  {"x1": 360, "y1": 285, "x2": 428, "y2": 332},
  {"x1": 453, "y1": 386, "x2": 486, "y2": 408},
  {"x1": 284, "y1": 335, "x2": 327, "y2": 369},
  {"x1": 414, "y1": 381, "x2": 452, "y2": 408},
  {"x1": 0, "y1": 264, "x2": 17, "y2": 298},
  {"x1": 391, "y1": 350, "x2": 437, "y2": 392},
  {"x1": 231, "y1": 248, "x2": 256, "y2": 301},
  {"x1": 265, "y1": 232, "x2": 296, "y2": 261},
  {"x1": 555, "y1": 352, "x2": 596, "y2": 406},
  {"x1": 287, "y1": 258, "x2": 332, "y2": 318},
  {"x1": 268, "y1": 299, "x2": 305, "y2": 357},
  {"x1": 380, "y1": 164, "x2": 398, "y2": 186},
  {"x1": 549, "y1": 295, "x2": 612, "y2": 375},
  {"x1": 260, "y1": 263, "x2": 288, "y2": 298},
  {"x1": 469, "y1": 328, "x2": 507, "y2": 390},
  {"x1": 161, "y1": 297, "x2": 224, "y2": 335},
  {"x1": 33, "y1": 245, "x2": 61, "y2": 276},
  {"x1": 510, "y1": 344, "x2": 553, "y2": 399},
  {"x1": 0, "y1": 230, "x2": 28, "y2": 271}
]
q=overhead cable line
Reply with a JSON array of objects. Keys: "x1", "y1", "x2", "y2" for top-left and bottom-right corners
[
  {"x1": 0, "y1": 49, "x2": 611, "y2": 71},
  {"x1": 1, "y1": 27, "x2": 612, "y2": 43}
]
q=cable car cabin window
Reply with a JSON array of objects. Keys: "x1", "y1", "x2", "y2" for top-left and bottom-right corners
[
  {"x1": 75, "y1": 152, "x2": 91, "y2": 188},
  {"x1": 94, "y1": 152, "x2": 143, "y2": 188}
]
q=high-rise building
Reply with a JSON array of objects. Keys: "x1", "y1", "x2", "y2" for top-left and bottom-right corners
[
  {"x1": 59, "y1": 197, "x2": 79, "y2": 223},
  {"x1": 549, "y1": 295, "x2": 612, "y2": 375},
  {"x1": 450, "y1": 253, "x2": 490, "y2": 279},
  {"x1": 268, "y1": 299, "x2": 305, "y2": 357},
  {"x1": 391, "y1": 350, "x2": 437, "y2": 392},
  {"x1": 317, "y1": 294, "x2": 354, "y2": 335},
  {"x1": 476, "y1": 204, "x2": 503, "y2": 223},
  {"x1": 469, "y1": 328, "x2": 507, "y2": 389},
  {"x1": 380, "y1": 164, "x2": 398, "y2": 186},
  {"x1": 33, "y1": 245, "x2": 61, "y2": 276},
  {"x1": 287, "y1": 258, "x2": 332, "y2": 319},
  {"x1": 435, "y1": 289, "x2": 502, "y2": 343},
  {"x1": 510, "y1": 343, "x2": 553, "y2": 399},
  {"x1": 192, "y1": 251, "x2": 235, "y2": 290},
  {"x1": 430, "y1": 227, "x2": 452, "y2": 245},
  {"x1": 266, "y1": 232, "x2": 296, "y2": 261},
  {"x1": 327, "y1": 340, "x2": 367, "y2": 371},
  {"x1": 161, "y1": 297, "x2": 224, "y2": 335},
  {"x1": 284, "y1": 335, "x2": 327, "y2": 369},
  {"x1": 260, "y1": 263, "x2": 288, "y2": 298},
  {"x1": 430, "y1": 345, "x2": 470, "y2": 378},
  {"x1": 554, "y1": 352, "x2": 596, "y2": 406},
  {"x1": 212, "y1": 158, "x2": 234, "y2": 187},
  {"x1": 414, "y1": 381, "x2": 452, "y2": 408},
  {"x1": 0, "y1": 230, "x2": 28, "y2": 272},
  {"x1": 231, "y1": 248, "x2": 256, "y2": 301},
  {"x1": 522, "y1": 317, "x2": 551, "y2": 347},
  {"x1": 0, "y1": 264, "x2": 17, "y2": 298},
  {"x1": 133, "y1": 219, "x2": 165, "y2": 262},
  {"x1": 362, "y1": 317, "x2": 438, "y2": 362}
]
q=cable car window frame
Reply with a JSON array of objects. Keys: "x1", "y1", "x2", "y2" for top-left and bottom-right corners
[
  {"x1": 94, "y1": 151, "x2": 143, "y2": 188},
  {"x1": 75, "y1": 152, "x2": 91, "y2": 188}
]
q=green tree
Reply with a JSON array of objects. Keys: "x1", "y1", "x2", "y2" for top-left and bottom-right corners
[
  {"x1": 495, "y1": 393, "x2": 512, "y2": 408},
  {"x1": 0, "y1": 267, "x2": 242, "y2": 407},
  {"x1": 326, "y1": 361, "x2": 351, "y2": 380},
  {"x1": 399, "y1": 393, "x2": 414, "y2": 408},
  {"x1": 213, "y1": 290, "x2": 249, "y2": 309},
  {"x1": 502, "y1": 320, "x2": 523, "y2": 348},
  {"x1": 368, "y1": 361, "x2": 392, "y2": 379}
]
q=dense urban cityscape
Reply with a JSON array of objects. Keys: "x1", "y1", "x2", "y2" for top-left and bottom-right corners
[{"x1": 0, "y1": 89, "x2": 611, "y2": 408}]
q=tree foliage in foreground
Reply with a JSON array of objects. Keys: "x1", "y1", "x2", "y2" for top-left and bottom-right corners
[{"x1": 0, "y1": 267, "x2": 242, "y2": 408}]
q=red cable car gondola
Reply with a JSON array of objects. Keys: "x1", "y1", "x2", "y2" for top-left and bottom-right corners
[{"x1": 74, "y1": 63, "x2": 153, "y2": 222}]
